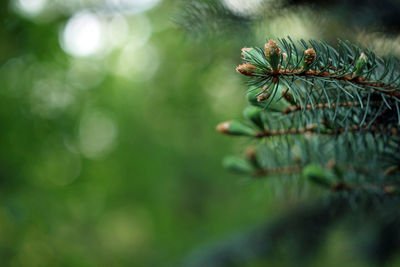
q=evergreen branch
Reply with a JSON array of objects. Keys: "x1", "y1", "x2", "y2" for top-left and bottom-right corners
[
  {"x1": 282, "y1": 101, "x2": 380, "y2": 115},
  {"x1": 218, "y1": 121, "x2": 400, "y2": 139},
  {"x1": 331, "y1": 182, "x2": 400, "y2": 196},
  {"x1": 238, "y1": 39, "x2": 400, "y2": 116},
  {"x1": 175, "y1": 0, "x2": 253, "y2": 38},
  {"x1": 218, "y1": 37, "x2": 400, "y2": 194},
  {"x1": 252, "y1": 165, "x2": 303, "y2": 177},
  {"x1": 276, "y1": 68, "x2": 400, "y2": 98}
]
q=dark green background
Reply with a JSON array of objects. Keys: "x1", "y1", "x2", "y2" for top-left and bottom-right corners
[{"x1": 0, "y1": 1, "x2": 278, "y2": 266}]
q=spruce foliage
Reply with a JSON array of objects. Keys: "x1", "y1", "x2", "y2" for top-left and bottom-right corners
[{"x1": 217, "y1": 38, "x2": 400, "y2": 196}]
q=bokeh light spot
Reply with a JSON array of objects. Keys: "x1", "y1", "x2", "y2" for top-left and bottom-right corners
[
  {"x1": 14, "y1": 0, "x2": 47, "y2": 17},
  {"x1": 35, "y1": 149, "x2": 82, "y2": 186},
  {"x1": 222, "y1": 0, "x2": 266, "y2": 16},
  {"x1": 114, "y1": 42, "x2": 159, "y2": 81},
  {"x1": 67, "y1": 58, "x2": 106, "y2": 90},
  {"x1": 30, "y1": 78, "x2": 75, "y2": 118},
  {"x1": 97, "y1": 208, "x2": 153, "y2": 255},
  {"x1": 79, "y1": 110, "x2": 118, "y2": 159},
  {"x1": 61, "y1": 12, "x2": 103, "y2": 57},
  {"x1": 105, "y1": 14, "x2": 129, "y2": 49},
  {"x1": 106, "y1": 0, "x2": 162, "y2": 14}
]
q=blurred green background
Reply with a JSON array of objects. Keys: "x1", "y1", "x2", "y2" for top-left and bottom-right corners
[
  {"x1": 1, "y1": 0, "x2": 399, "y2": 266},
  {"x1": 0, "y1": 1, "x2": 276, "y2": 266}
]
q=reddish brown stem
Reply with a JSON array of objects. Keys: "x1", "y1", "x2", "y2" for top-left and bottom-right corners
[
  {"x1": 282, "y1": 101, "x2": 365, "y2": 114},
  {"x1": 278, "y1": 69, "x2": 400, "y2": 99},
  {"x1": 253, "y1": 165, "x2": 302, "y2": 177},
  {"x1": 254, "y1": 124, "x2": 400, "y2": 138}
]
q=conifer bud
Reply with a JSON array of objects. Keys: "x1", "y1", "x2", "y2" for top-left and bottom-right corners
[
  {"x1": 281, "y1": 88, "x2": 296, "y2": 105},
  {"x1": 257, "y1": 90, "x2": 272, "y2": 102},
  {"x1": 247, "y1": 87, "x2": 268, "y2": 107},
  {"x1": 241, "y1": 47, "x2": 254, "y2": 58},
  {"x1": 303, "y1": 48, "x2": 316, "y2": 68},
  {"x1": 216, "y1": 120, "x2": 256, "y2": 137},
  {"x1": 236, "y1": 63, "x2": 257, "y2": 76},
  {"x1": 223, "y1": 156, "x2": 253, "y2": 174},
  {"x1": 264, "y1": 40, "x2": 281, "y2": 71},
  {"x1": 243, "y1": 106, "x2": 264, "y2": 130},
  {"x1": 247, "y1": 87, "x2": 289, "y2": 112},
  {"x1": 354, "y1": 52, "x2": 368, "y2": 77}
]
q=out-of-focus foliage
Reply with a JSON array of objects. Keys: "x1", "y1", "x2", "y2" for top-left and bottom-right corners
[
  {"x1": 285, "y1": 0, "x2": 400, "y2": 33},
  {"x1": 177, "y1": 0, "x2": 400, "y2": 55},
  {"x1": 186, "y1": 195, "x2": 400, "y2": 267}
]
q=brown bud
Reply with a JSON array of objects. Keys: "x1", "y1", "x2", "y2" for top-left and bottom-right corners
[
  {"x1": 354, "y1": 52, "x2": 368, "y2": 77},
  {"x1": 264, "y1": 40, "x2": 281, "y2": 58},
  {"x1": 257, "y1": 91, "x2": 271, "y2": 102},
  {"x1": 236, "y1": 63, "x2": 257, "y2": 76},
  {"x1": 359, "y1": 52, "x2": 367, "y2": 61},
  {"x1": 304, "y1": 48, "x2": 316, "y2": 65},
  {"x1": 264, "y1": 40, "x2": 281, "y2": 71},
  {"x1": 241, "y1": 47, "x2": 253, "y2": 58},
  {"x1": 216, "y1": 120, "x2": 256, "y2": 136},
  {"x1": 216, "y1": 121, "x2": 232, "y2": 134}
]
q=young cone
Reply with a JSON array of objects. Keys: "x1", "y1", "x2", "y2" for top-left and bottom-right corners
[
  {"x1": 236, "y1": 63, "x2": 257, "y2": 76},
  {"x1": 241, "y1": 47, "x2": 254, "y2": 59},
  {"x1": 354, "y1": 52, "x2": 368, "y2": 77},
  {"x1": 303, "y1": 48, "x2": 316, "y2": 69},
  {"x1": 247, "y1": 87, "x2": 265, "y2": 107},
  {"x1": 216, "y1": 120, "x2": 256, "y2": 137},
  {"x1": 264, "y1": 40, "x2": 281, "y2": 71}
]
